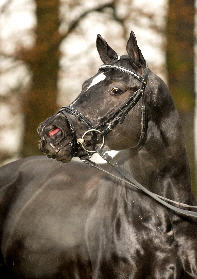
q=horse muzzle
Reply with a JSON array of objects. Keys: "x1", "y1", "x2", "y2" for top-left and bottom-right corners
[{"x1": 37, "y1": 114, "x2": 73, "y2": 163}]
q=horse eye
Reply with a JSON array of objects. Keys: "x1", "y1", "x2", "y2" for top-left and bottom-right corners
[{"x1": 110, "y1": 87, "x2": 123, "y2": 95}]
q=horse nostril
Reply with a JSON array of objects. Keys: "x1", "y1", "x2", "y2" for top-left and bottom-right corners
[{"x1": 48, "y1": 128, "x2": 61, "y2": 138}]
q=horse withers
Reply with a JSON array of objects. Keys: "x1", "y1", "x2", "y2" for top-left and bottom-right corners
[{"x1": 0, "y1": 31, "x2": 197, "y2": 278}]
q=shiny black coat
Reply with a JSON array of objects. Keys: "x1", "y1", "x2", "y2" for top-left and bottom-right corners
[{"x1": 0, "y1": 156, "x2": 197, "y2": 278}]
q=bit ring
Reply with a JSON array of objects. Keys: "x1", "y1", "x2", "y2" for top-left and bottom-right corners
[{"x1": 77, "y1": 129, "x2": 104, "y2": 153}]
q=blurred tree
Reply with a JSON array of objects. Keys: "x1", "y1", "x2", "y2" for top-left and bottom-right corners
[
  {"x1": 166, "y1": 0, "x2": 196, "y2": 192},
  {"x1": 21, "y1": 0, "x2": 60, "y2": 157}
]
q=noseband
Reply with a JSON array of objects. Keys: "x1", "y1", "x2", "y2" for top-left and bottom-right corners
[{"x1": 58, "y1": 65, "x2": 149, "y2": 156}]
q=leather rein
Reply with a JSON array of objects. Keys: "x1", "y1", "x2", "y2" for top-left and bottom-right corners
[{"x1": 58, "y1": 64, "x2": 197, "y2": 218}]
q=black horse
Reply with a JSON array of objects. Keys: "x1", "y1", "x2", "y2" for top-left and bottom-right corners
[{"x1": 0, "y1": 31, "x2": 197, "y2": 278}]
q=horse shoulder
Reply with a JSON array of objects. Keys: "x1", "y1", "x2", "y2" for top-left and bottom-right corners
[{"x1": 0, "y1": 156, "x2": 109, "y2": 278}]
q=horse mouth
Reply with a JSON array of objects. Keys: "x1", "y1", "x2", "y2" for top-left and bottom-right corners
[
  {"x1": 38, "y1": 116, "x2": 74, "y2": 163},
  {"x1": 48, "y1": 127, "x2": 61, "y2": 137},
  {"x1": 38, "y1": 134, "x2": 73, "y2": 163}
]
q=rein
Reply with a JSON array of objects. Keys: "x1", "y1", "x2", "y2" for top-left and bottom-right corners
[
  {"x1": 81, "y1": 149, "x2": 197, "y2": 218},
  {"x1": 58, "y1": 64, "x2": 197, "y2": 218}
]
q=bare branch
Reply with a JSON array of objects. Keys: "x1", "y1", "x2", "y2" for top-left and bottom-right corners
[
  {"x1": 0, "y1": 0, "x2": 13, "y2": 13},
  {"x1": 60, "y1": 2, "x2": 115, "y2": 40}
]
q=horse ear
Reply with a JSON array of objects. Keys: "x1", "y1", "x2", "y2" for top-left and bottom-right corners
[
  {"x1": 96, "y1": 34, "x2": 118, "y2": 64},
  {"x1": 126, "y1": 31, "x2": 146, "y2": 68}
]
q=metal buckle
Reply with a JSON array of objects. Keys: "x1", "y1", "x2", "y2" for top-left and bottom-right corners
[{"x1": 77, "y1": 129, "x2": 105, "y2": 153}]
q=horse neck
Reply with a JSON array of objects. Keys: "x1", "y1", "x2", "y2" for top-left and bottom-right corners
[{"x1": 117, "y1": 93, "x2": 192, "y2": 204}]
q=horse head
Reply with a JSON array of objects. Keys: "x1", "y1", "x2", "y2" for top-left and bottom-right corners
[{"x1": 38, "y1": 31, "x2": 172, "y2": 163}]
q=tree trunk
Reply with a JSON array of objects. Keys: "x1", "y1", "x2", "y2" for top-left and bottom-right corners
[
  {"x1": 166, "y1": 0, "x2": 196, "y2": 195},
  {"x1": 21, "y1": 0, "x2": 60, "y2": 157}
]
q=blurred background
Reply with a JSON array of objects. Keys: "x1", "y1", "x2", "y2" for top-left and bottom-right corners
[{"x1": 0, "y1": 0, "x2": 197, "y2": 195}]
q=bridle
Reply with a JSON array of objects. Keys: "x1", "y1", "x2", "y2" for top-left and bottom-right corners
[
  {"x1": 58, "y1": 64, "x2": 149, "y2": 156},
  {"x1": 57, "y1": 64, "x2": 197, "y2": 218}
]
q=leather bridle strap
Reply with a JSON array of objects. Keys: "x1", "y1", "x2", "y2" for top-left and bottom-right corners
[
  {"x1": 58, "y1": 65, "x2": 149, "y2": 155},
  {"x1": 59, "y1": 106, "x2": 94, "y2": 130},
  {"x1": 96, "y1": 65, "x2": 149, "y2": 141},
  {"x1": 59, "y1": 110, "x2": 79, "y2": 156},
  {"x1": 84, "y1": 148, "x2": 197, "y2": 218},
  {"x1": 58, "y1": 106, "x2": 96, "y2": 155}
]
